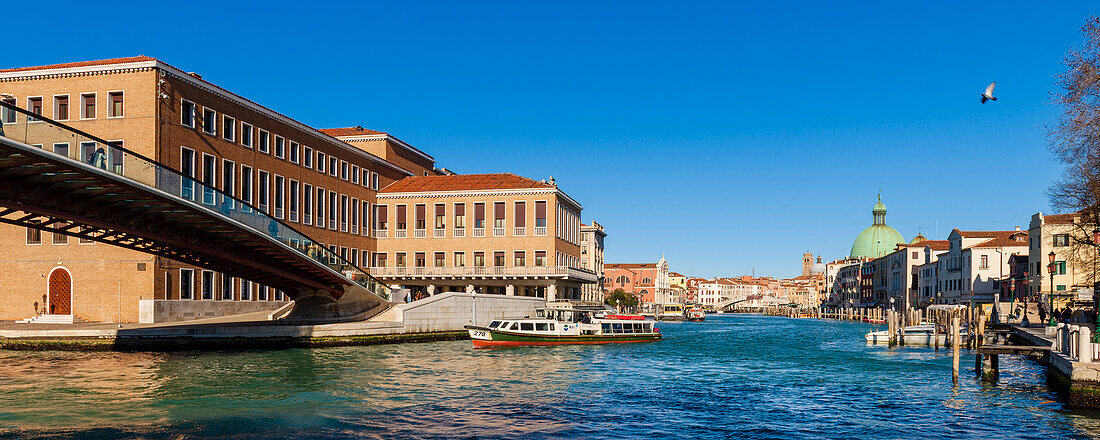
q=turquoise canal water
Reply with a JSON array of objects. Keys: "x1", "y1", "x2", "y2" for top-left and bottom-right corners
[{"x1": 2, "y1": 315, "x2": 1100, "y2": 439}]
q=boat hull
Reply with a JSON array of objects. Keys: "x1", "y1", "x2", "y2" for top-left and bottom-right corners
[{"x1": 466, "y1": 326, "x2": 661, "y2": 347}]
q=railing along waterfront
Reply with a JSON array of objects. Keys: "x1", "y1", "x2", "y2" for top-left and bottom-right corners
[
  {"x1": 368, "y1": 265, "x2": 599, "y2": 282},
  {"x1": 0, "y1": 101, "x2": 391, "y2": 300}
]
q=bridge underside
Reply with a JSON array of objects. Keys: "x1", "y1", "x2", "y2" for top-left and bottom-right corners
[{"x1": 0, "y1": 143, "x2": 347, "y2": 299}]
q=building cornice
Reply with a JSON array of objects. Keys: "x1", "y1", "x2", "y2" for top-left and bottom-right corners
[
  {"x1": 379, "y1": 187, "x2": 582, "y2": 210},
  {"x1": 0, "y1": 60, "x2": 158, "y2": 81},
  {"x1": 334, "y1": 134, "x2": 436, "y2": 163}
]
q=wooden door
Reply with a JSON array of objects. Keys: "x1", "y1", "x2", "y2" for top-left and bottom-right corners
[{"x1": 48, "y1": 269, "x2": 71, "y2": 315}]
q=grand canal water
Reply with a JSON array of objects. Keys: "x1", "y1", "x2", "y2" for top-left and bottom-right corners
[{"x1": 2, "y1": 314, "x2": 1100, "y2": 439}]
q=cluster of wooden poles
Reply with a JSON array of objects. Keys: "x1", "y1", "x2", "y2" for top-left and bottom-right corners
[{"x1": 815, "y1": 305, "x2": 990, "y2": 385}]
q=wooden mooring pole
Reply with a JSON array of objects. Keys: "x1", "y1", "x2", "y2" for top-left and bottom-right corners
[{"x1": 951, "y1": 310, "x2": 961, "y2": 385}]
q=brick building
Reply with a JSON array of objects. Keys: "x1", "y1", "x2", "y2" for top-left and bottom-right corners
[
  {"x1": 602, "y1": 257, "x2": 671, "y2": 305},
  {"x1": 0, "y1": 56, "x2": 596, "y2": 323}
]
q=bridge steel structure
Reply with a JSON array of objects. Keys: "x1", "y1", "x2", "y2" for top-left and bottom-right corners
[{"x1": 0, "y1": 101, "x2": 391, "y2": 323}]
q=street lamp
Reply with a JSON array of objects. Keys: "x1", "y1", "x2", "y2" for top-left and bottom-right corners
[
  {"x1": 1022, "y1": 270, "x2": 1030, "y2": 327},
  {"x1": 1048, "y1": 250, "x2": 1057, "y2": 327}
]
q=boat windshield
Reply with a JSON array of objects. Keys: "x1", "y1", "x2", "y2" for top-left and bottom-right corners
[{"x1": 488, "y1": 321, "x2": 502, "y2": 329}]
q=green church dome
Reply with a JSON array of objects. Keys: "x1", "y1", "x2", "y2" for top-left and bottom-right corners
[{"x1": 850, "y1": 195, "x2": 904, "y2": 259}]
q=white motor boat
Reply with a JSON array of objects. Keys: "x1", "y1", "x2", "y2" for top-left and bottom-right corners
[{"x1": 865, "y1": 323, "x2": 966, "y2": 345}]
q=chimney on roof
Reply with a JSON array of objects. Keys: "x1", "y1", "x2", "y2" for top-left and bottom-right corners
[
  {"x1": 549, "y1": 176, "x2": 556, "y2": 186},
  {"x1": 355, "y1": 125, "x2": 363, "y2": 131},
  {"x1": 186, "y1": 72, "x2": 202, "y2": 79},
  {"x1": 1015, "y1": 225, "x2": 1020, "y2": 231}
]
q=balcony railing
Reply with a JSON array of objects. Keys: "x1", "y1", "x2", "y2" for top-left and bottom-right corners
[
  {"x1": 493, "y1": 227, "x2": 505, "y2": 237},
  {"x1": 374, "y1": 229, "x2": 388, "y2": 238},
  {"x1": 473, "y1": 228, "x2": 485, "y2": 237},
  {"x1": 534, "y1": 227, "x2": 547, "y2": 236},
  {"x1": 513, "y1": 227, "x2": 526, "y2": 236},
  {"x1": 395, "y1": 229, "x2": 407, "y2": 238},
  {"x1": 434, "y1": 228, "x2": 445, "y2": 238},
  {"x1": 453, "y1": 228, "x2": 465, "y2": 237},
  {"x1": 413, "y1": 228, "x2": 426, "y2": 238},
  {"x1": 368, "y1": 265, "x2": 599, "y2": 282}
]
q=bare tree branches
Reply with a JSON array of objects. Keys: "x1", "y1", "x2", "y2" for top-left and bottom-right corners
[{"x1": 1048, "y1": 17, "x2": 1100, "y2": 221}]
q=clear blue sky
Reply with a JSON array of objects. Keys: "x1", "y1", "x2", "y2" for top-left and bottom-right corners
[{"x1": 5, "y1": 1, "x2": 1098, "y2": 278}]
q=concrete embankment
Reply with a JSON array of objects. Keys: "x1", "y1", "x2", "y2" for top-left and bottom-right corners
[{"x1": 0, "y1": 292, "x2": 543, "y2": 351}]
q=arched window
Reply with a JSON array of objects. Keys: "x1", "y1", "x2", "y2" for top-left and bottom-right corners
[
  {"x1": 641, "y1": 277, "x2": 651, "y2": 284},
  {"x1": 639, "y1": 289, "x2": 649, "y2": 296},
  {"x1": 616, "y1": 275, "x2": 630, "y2": 285}
]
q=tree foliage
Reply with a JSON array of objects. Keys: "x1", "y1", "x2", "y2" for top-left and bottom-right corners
[{"x1": 605, "y1": 288, "x2": 639, "y2": 308}]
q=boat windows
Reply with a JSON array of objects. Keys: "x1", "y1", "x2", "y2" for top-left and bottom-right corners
[
  {"x1": 535, "y1": 323, "x2": 548, "y2": 331},
  {"x1": 510, "y1": 322, "x2": 519, "y2": 330},
  {"x1": 633, "y1": 323, "x2": 643, "y2": 333},
  {"x1": 602, "y1": 323, "x2": 612, "y2": 333},
  {"x1": 642, "y1": 323, "x2": 651, "y2": 332},
  {"x1": 612, "y1": 323, "x2": 623, "y2": 333},
  {"x1": 489, "y1": 321, "x2": 501, "y2": 329},
  {"x1": 520, "y1": 323, "x2": 534, "y2": 331},
  {"x1": 536, "y1": 309, "x2": 545, "y2": 318},
  {"x1": 549, "y1": 323, "x2": 555, "y2": 331}
]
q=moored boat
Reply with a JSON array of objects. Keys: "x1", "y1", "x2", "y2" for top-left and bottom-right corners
[
  {"x1": 465, "y1": 302, "x2": 661, "y2": 347},
  {"x1": 865, "y1": 323, "x2": 966, "y2": 345},
  {"x1": 686, "y1": 308, "x2": 706, "y2": 322},
  {"x1": 656, "y1": 303, "x2": 687, "y2": 321}
]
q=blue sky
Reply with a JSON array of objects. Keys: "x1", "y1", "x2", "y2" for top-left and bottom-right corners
[{"x1": 6, "y1": 1, "x2": 1099, "y2": 278}]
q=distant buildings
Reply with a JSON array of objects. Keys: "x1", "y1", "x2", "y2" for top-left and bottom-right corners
[
  {"x1": 580, "y1": 221, "x2": 607, "y2": 302},
  {"x1": 1028, "y1": 212, "x2": 1099, "y2": 305},
  {"x1": 602, "y1": 257, "x2": 671, "y2": 305}
]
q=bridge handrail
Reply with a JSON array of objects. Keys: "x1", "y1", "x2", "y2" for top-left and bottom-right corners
[{"x1": 0, "y1": 100, "x2": 390, "y2": 300}]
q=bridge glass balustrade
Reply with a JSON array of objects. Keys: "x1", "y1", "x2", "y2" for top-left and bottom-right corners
[{"x1": 0, "y1": 101, "x2": 390, "y2": 300}]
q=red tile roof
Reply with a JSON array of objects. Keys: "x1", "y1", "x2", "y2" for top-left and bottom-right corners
[
  {"x1": 1044, "y1": 213, "x2": 1081, "y2": 225},
  {"x1": 955, "y1": 229, "x2": 1020, "y2": 239},
  {"x1": 973, "y1": 232, "x2": 1029, "y2": 248},
  {"x1": 381, "y1": 173, "x2": 554, "y2": 193},
  {"x1": 0, "y1": 56, "x2": 156, "y2": 73},
  {"x1": 318, "y1": 126, "x2": 388, "y2": 137}
]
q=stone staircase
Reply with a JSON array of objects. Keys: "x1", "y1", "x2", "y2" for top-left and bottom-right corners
[{"x1": 15, "y1": 314, "x2": 85, "y2": 324}]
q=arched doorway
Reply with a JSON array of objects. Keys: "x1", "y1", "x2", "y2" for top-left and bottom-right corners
[{"x1": 48, "y1": 268, "x2": 72, "y2": 315}]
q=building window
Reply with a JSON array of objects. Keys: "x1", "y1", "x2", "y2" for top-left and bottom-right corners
[
  {"x1": 514, "y1": 251, "x2": 526, "y2": 267},
  {"x1": 241, "y1": 165, "x2": 254, "y2": 209},
  {"x1": 535, "y1": 201, "x2": 547, "y2": 228},
  {"x1": 180, "y1": 146, "x2": 196, "y2": 200},
  {"x1": 274, "y1": 175, "x2": 285, "y2": 218},
  {"x1": 454, "y1": 203, "x2": 466, "y2": 229},
  {"x1": 289, "y1": 141, "x2": 300, "y2": 164},
  {"x1": 329, "y1": 192, "x2": 338, "y2": 230},
  {"x1": 26, "y1": 223, "x2": 41, "y2": 245},
  {"x1": 258, "y1": 130, "x2": 270, "y2": 154},
  {"x1": 221, "y1": 159, "x2": 236, "y2": 201},
  {"x1": 414, "y1": 204, "x2": 427, "y2": 231},
  {"x1": 303, "y1": 183, "x2": 313, "y2": 225},
  {"x1": 375, "y1": 205, "x2": 388, "y2": 231},
  {"x1": 980, "y1": 255, "x2": 988, "y2": 270},
  {"x1": 81, "y1": 93, "x2": 96, "y2": 119},
  {"x1": 181, "y1": 100, "x2": 195, "y2": 127},
  {"x1": 396, "y1": 205, "x2": 407, "y2": 231},
  {"x1": 454, "y1": 252, "x2": 465, "y2": 267},
  {"x1": 240, "y1": 280, "x2": 252, "y2": 301},
  {"x1": 474, "y1": 203, "x2": 486, "y2": 229},
  {"x1": 241, "y1": 123, "x2": 254, "y2": 147},
  {"x1": 180, "y1": 268, "x2": 195, "y2": 300},
  {"x1": 494, "y1": 251, "x2": 505, "y2": 267},
  {"x1": 289, "y1": 180, "x2": 300, "y2": 222},
  {"x1": 351, "y1": 165, "x2": 360, "y2": 184},
  {"x1": 396, "y1": 253, "x2": 407, "y2": 267},
  {"x1": 54, "y1": 95, "x2": 69, "y2": 120},
  {"x1": 474, "y1": 252, "x2": 485, "y2": 267},
  {"x1": 415, "y1": 252, "x2": 426, "y2": 267},
  {"x1": 201, "y1": 153, "x2": 217, "y2": 205},
  {"x1": 1054, "y1": 234, "x2": 1070, "y2": 247},
  {"x1": 340, "y1": 194, "x2": 349, "y2": 232},
  {"x1": 374, "y1": 253, "x2": 388, "y2": 267},
  {"x1": 257, "y1": 170, "x2": 270, "y2": 213},
  {"x1": 304, "y1": 146, "x2": 313, "y2": 168},
  {"x1": 1, "y1": 97, "x2": 16, "y2": 123},
  {"x1": 109, "y1": 92, "x2": 124, "y2": 117},
  {"x1": 535, "y1": 251, "x2": 546, "y2": 267},
  {"x1": 317, "y1": 152, "x2": 326, "y2": 173},
  {"x1": 434, "y1": 204, "x2": 446, "y2": 230},
  {"x1": 911, "y1": 251, "x2": 918, "y2": 259},
  {"x1": 202, "y1": 108, "x2": 216, "y2": 135},
  {"x1": 316, "y1": 188, "x2": 326, "y2": 227},
  {"x1": 1057, "y1": 260, "x2": 1067, "y2": 275},
  {"x1": 361, "y1": 169, "x2": 370, "y2": 187},
  {"x1": 28, "y1": 97, "x2": 43, "y2": 120},
  {"x1": 434, "y1": 252, "x2": 445, "y2": 267},
  {"x1": 494, "y1": 202, "x2": 506, "y2": 229},
  {"x1": 372, "y1": 172, "x2": 379, "y2": 190},
  {"x1": 274, "y1": 135, "x2": 285, "y2": 159},
  {"x1": 222, "y1": 115, "x2": 235, "y2": 141},
  {"x1": 201, "y1": 270, "x2": 215, "y2": 300},
  {"x1": 221, "y1": 274, "x2": 233, "y2": 300},
  {"x1": 329, "y1": 157, "x2": 338, "y2": 177}
]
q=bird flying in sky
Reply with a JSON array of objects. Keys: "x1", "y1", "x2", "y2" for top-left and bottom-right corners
[{"x1": 981, "y1": 82, "x2": 997, "y2": 104}]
